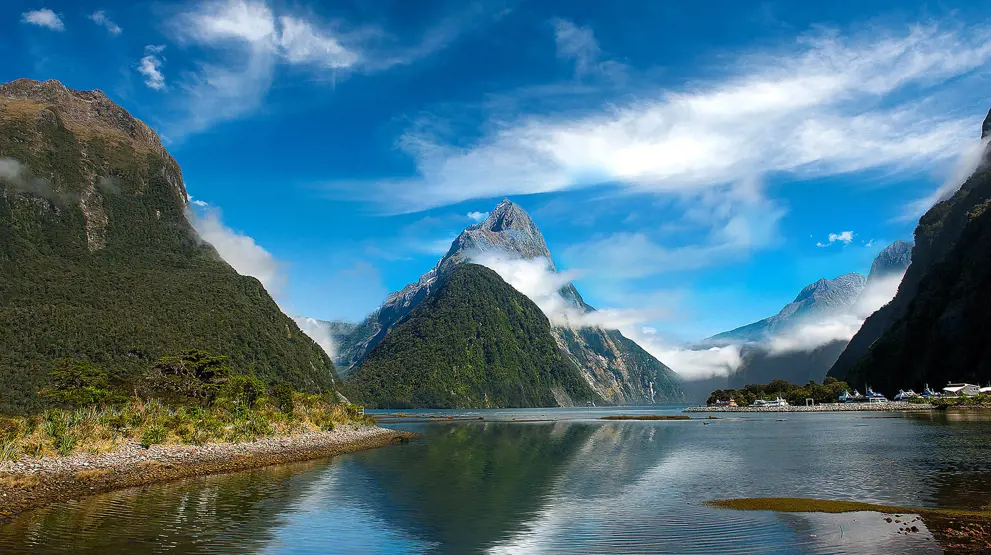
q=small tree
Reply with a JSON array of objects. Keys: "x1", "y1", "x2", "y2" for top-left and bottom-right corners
[
  {"x1": 39, "y1": 359, "x2": 123, "y2": 407},
  {"x1": 146, "y1": 350, "x2": 232, "y2": 404}
]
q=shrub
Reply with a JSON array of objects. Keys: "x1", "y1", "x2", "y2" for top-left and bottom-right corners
[
  {"x1": 272, "y1": 383, "x2": 295, "y2": 415},
  {"x1": 140, "y1": 425, "x2": 167, "y2": 448},
  {"x1": 220, "y1": 375, "x2": 266, "y2": 411}
]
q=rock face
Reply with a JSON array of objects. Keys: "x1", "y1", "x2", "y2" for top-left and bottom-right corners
[
  {"x1": 867, "y1": 240, "x2": 912, "y2": 285},
  {"x1": 0, "y1": 79, "x2": 338, "y2": 413},
  {"x1": 829, "y1": 108, "x2": 991, "y2": 391},
  {"x1": 337, "y1": 198, "x2": 683, "y2": 404},
  {"x1": 346, "y1": 264, "x2": 599, "y2": 408},
  {"x1": 708, "y1": 273, "x2": 867, "y2": 344}
]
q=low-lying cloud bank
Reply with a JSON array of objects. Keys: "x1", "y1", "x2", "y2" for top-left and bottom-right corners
[
  {"x1": 766, "y1": 272, "x2": 905, "y2": 356},
  {"x1": 472, "y1": 253, "x2": 738, "y2": 380},
  {"x1": 292, "y1": 316, "x2": 338, "y2": 361},
  {"x1": 472, "y1": 251, "x2": 907, "y2": 381}
]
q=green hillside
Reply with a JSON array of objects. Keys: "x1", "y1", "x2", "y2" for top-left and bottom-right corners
[
  {"x1": 0, "y1": 79, "x2": 337, "y2": 413},
  {"x1": 347, "y1": 264, "x2": 600, "y2": 408}
]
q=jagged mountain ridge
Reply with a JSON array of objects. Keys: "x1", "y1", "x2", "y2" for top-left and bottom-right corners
[
  {"x1": 0, "y1": 78, "x2": 338, "y2": 413},
  {"x1": 708, "y1": 273, "x2": 867, "y2": 344},
  {"x1": 336, "y1": 198, "x2": 683, "y2": 404},
  {"x1": 829, "y1": 107, "x2": 991, "y2": 391}
]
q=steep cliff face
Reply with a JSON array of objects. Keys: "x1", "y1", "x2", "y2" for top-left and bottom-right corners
[
  {"x1": 347, "y1": 264, "x2": 599, "y2": 408},
  {"x1": 338, "y1": 198, "x2": 683, "y2": 404},
  {"x1": 830, "y1": 108, "x2": 991, "y2": 390},
  {"x1": 0, "y1": 79, "x2": 337, "y2": 413}
]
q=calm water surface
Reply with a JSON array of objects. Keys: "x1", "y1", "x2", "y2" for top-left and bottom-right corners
[{"x1": 3, "y1": 407, "x2": 991, "y2": 554}]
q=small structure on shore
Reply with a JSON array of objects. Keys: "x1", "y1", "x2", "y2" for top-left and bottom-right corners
[{"x1": 943, "y1": 383, "x2": 980, "y2": 397}]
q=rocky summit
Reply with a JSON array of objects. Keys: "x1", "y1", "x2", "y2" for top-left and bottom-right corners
[{"x1": 336, "y1": 198, "x2": 683, "y2": 405}]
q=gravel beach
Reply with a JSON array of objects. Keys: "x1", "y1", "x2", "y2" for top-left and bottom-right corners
[{"x1": 0, "y1": 424, "x2": 415, "y2": 524}]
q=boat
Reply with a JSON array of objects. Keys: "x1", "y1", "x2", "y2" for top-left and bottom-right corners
[
  {"x1": 893, "y1": 389, "x2": 919, "y2": 401},
  {"x1": 751, "y1": 396, "x2": 789, "y2": 407},
  {"x1": 921, "y1": 384, "x2": 940, "y2": 398},
  {"x1": 866, "y1": 387, "x2": 888, "y2": 403}
]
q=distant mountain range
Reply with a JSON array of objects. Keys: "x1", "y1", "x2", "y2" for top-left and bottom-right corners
[
  {"x1": 333, "y1": 198, "x2": 684, "y2": 407},
  {"x1": 828, "y1": 107, "x2": 991, "y2": 392},
  {"x1": 0, "y1": 79, "x2": 339, "y2": 413},
  {"x1": 682, "y1": 239, "x2": 912, "y2": 400},
  {"x1": 707, "y1": 273, "x2": 868, "y2": 345}
]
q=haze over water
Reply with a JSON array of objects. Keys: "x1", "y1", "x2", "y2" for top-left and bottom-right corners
[{"x1": 3, "y1": 408, "x2": 991, "y2": 554}]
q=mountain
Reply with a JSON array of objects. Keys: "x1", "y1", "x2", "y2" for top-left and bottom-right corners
[
  {"x1": 681, "y1": 241, "x2": 912, "y2": 401},
  {"x1": 346, "y1": 264, "x2": 599, "y2": 408},
  {"x1": 337, "y1": 198, "x2": 683, "y2": 404},
  {"x1": 829, "y1": 108, "x2": 991, "y2": 391},
  {"x1": 708, "y1": 273, "x2": 867, "y2": 344},
  {"x1": 0, "y1": 79, "x2": 337, "y2": 413},
  {"x1": 867, "y1": 240, "x2": 912, "y2": 284}
]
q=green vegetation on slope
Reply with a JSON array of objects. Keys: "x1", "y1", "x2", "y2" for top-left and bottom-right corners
[
  {"x1": 347, "y1": 264, "x2": 600, "y2": 408},
  {"x1": 0, "y1": 80, "x2": 336, "y2": 413}
]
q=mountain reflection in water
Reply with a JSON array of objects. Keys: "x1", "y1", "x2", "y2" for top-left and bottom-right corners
[{"x1": 3, "y1": 409, "x2": 991, "y2": 554}]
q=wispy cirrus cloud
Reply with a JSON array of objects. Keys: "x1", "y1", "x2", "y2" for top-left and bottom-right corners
[
  {"x1": 153, "y1": 0, "x2": 506, "y2": 139},
  {"x1": 344, "y1": 23, "x2": 991, "y2": 214},
  {"x1": 89, "y1": 10, "x2": 122, "y2": 35}
]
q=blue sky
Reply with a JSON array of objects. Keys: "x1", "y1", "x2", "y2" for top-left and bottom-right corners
[{"x1": 5, "y1": 0, "x2": 991, "y2": 344}]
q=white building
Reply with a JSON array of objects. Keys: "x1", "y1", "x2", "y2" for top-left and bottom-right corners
[{"x1": 943, "y1": 383, "x2": 981, "y2": 396}]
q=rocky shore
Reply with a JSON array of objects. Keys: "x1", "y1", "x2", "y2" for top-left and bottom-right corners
[
  {"x1": 0, "y1": 424, "x2": 415, "y2": 524},
  {"x1": 684, "y1": 402, "x2": 934, "y2": 412}
]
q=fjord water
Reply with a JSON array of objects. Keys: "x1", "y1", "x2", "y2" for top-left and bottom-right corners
[{"x1": 3, "y1": 409, "x2": 991, "y2": 554}]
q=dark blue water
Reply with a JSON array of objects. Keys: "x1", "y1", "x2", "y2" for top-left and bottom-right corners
[{"x1": 3, "y1": 407, "x2": 991, "y2": 554}]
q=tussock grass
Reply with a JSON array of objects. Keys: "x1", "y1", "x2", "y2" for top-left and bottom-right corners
[{"x1": 0, "y1": 395, "x2": 374, "y2": 462}]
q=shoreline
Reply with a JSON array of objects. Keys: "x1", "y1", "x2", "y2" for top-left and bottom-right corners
[
  {"x1": 684, "y1": 402, "x2": 934, "y2": 412},
  {"x1": 0, "y1": 424, "x2": 416, "y2": 525}
]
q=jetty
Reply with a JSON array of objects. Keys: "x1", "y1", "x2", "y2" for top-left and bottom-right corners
[{"x1": 684, "y1": 402, "x2": 934, "y2": 413}]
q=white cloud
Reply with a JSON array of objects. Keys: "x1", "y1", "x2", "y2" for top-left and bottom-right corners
[
  {"x1": 348, "y1": 23, "x2": 991, "y2": 213},
  {"x1": 766, "y1": 271, "x2": 905, "y2": 355},
  {"x1": 186, "y1": 204, "x2": 285, "y2": 295},
  {"x1": 293, "y1": 316, "x2": 337, "y2": 360},
  {"x1": 138, "y1": 45, "x2": 167, "y2": 91},
  {"x1": 471, "y1": 252, "x2": 664, "y2": 330},
  {"x1": 902, "y1": 138, "x2": 989, "y2": 220},
  {"x1": 22, "y1": 9, "x2": 64, "y2": 31},
  {"x1": 277, "y1": 16, "x2": 359, "y2": 68},
  {"x1": 647, "y1": 343, "x2": 744, "y2": 381},
  {"x1": 817, "y1": 230, "x2": 854, "y2": 246},
  {"x1": 89, "y1": 10, "x2": 122, "y2": 35},
  {"x1": 467, "y1": 211, "x2": 487, "y2": 222}
]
